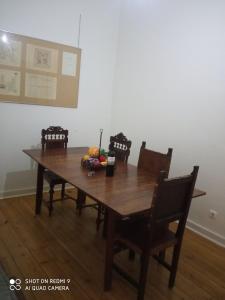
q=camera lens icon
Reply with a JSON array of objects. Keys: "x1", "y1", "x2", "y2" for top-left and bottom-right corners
[{"x1": 9, "y1": 278, "x2": 22, "y2": 291}]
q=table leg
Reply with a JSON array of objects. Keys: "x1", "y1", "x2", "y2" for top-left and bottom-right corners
[
  {"x1": 76, "y1": 189, "x2": 86, "y2": 215},
  {"x1": 102, "y1": 208, "x2": 108, "y2": 239},
  {"x1": 104, "y1": 210, "x2": 117, "y2": 291},
  {"x1": 35, "y1": 163, "x2": 44, "y2": 215}
]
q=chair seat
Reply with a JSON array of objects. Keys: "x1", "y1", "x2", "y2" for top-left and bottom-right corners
[
  {"x1": 115, "y1": 219, "x2": 178, "y2": 255},
  {"x1": 44, "y1": 170, "x2": 66, "y2": 185}
]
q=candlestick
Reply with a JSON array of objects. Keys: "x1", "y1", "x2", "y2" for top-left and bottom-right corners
[{"x1": 99, "y1": 128, "x2": 103, "y2": 156}]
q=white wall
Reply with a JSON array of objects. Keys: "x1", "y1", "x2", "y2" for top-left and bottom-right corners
[
  {"x1": 0, "y1": 0, "x2": 121, "y2": 197},
  {"x1": 111, "y1": 0, "x2": 225, "y2": 241}
]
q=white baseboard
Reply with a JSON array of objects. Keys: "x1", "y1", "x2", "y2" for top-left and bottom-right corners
[
  {"x1": 0, "y1": 186, "x2": 47, "y2": 199},
  {"x1": 186, "y1": 219, "x2": 225, "y2": 248},
  {"x1": 0, "y1": 185, "x2": 75, "y2": 199}
]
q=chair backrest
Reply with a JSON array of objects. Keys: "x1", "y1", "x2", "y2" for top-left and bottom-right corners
[
  {"x1": 149, "y1": 166, "x2": 199, "y2": 243},
  {"x1": 109, "y1": 132, "x2": 132, "y2": 163},
  {"x1": 41, "y1": 126, "x2": 68, "y2": 150},
  {"x1": 137, "y1": 141, "x2": 173, "y2": 178}
]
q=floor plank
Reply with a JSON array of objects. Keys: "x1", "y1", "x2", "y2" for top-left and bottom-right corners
[{"x1": 0, "y1": 194, "x2": 224, "y2": 300}]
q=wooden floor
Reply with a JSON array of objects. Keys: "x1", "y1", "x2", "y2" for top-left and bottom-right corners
[{"x1": 0, "y1": 193, "x2": 225, "y2": 300}]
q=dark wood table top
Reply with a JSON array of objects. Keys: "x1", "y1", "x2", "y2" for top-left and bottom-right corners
[{"x1": 23, "y1": 147, "x2": 206, "y2": 217}]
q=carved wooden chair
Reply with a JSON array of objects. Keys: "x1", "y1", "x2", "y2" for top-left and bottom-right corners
[
  {"x1": 124, "y1": 141, "x2": 173, "y2": 260},
  {"x1": 41, "y1": 126, "x2": 69, "y2": 216},
  {"x1": 108, "y1": 166, "x2": 199, "y2": 300},
  {"x1": 77, "y1": 133, "x2": 132, "y2": 231},
  {"x1": 97, "y1": 133, "x2": 132, "y2": 232},
  {"x1": 138, "y1": 141, "x2": 173, "y2": 178}
]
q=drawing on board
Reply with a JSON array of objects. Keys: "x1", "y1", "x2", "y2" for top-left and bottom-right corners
[
  {"x1": 25, "y1": 73, "x2": 57, "y2": 100},
  {"x1": 62, "y1": 52, "x2": 77, "y2": 77},
  {"x1": 0, "y1": 39, "x2": 22, "y2": 67},
  {"x1": 0, "y1": 69, "x2": 20, "y2": 96},
  {"x1": 26, "y1": 44, "x2": 58, "y2": 73}
]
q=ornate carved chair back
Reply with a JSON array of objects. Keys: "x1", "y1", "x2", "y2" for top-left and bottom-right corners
[
  {"x1": 149, "y1": 166, "x2": 199, "y2": 244},
  {"x1": 109, "y1": 132, "x2": 132, "y2": 163},
  {"x1": 138, "y1": 141, "x2": 173, "y2": 179},
  {"x1": 41, "y1": 126, "x2": 68, "y2": 150}
]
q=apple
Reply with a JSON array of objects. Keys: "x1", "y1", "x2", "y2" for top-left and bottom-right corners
[{"x1": 99, "y1": 155, "x2": 106, "y2": 162}]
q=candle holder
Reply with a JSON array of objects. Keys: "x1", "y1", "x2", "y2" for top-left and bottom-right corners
[{"x1": 99, "y1": 128, "x2": 103, "y2": 158}]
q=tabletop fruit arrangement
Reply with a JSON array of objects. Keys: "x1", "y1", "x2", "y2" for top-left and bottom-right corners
[{"x1": 81, "y1": 146, "x2": 107, "y2": 170}]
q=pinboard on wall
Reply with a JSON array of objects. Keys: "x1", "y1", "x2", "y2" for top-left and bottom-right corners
[{"x1": 0, "y1": 29, "x2": 81, "y2": 108}]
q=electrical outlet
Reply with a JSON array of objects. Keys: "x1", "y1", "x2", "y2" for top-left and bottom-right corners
[{"x1": 209, "y1": 209, "x2": 218, "y2": 219}]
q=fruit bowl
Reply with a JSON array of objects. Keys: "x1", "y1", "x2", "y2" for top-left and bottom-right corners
[{"x1": 81, "y1": 147, "x2": 107, "y2": 171}]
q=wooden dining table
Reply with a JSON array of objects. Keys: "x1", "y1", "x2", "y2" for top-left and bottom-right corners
[{"x1": 23, "y1": 147, "x2": 206, "y2": 291}]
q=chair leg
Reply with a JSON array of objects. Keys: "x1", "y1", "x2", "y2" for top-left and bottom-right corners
[
  {"x1": 61, "y1": 182, "x2": 65, "y2": 200},
  {"x1": 77, "y1": 189, "x2": 86, "y2": 215},
  {"x1": 169, "y1": 244, "x2": 181, "y2": 288},
  {"x1": 158, "y1": 250, "x2": 166, "y2": 261},
  {"x1": 49, "y1": 184, "x2": 54, "y2": 217},
  {"x1": 128, "y1": 250, "x2": 135, "y2": 261},
  {"x1": 138, "y1": 252, "x2": 150, "y2": 300}
]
